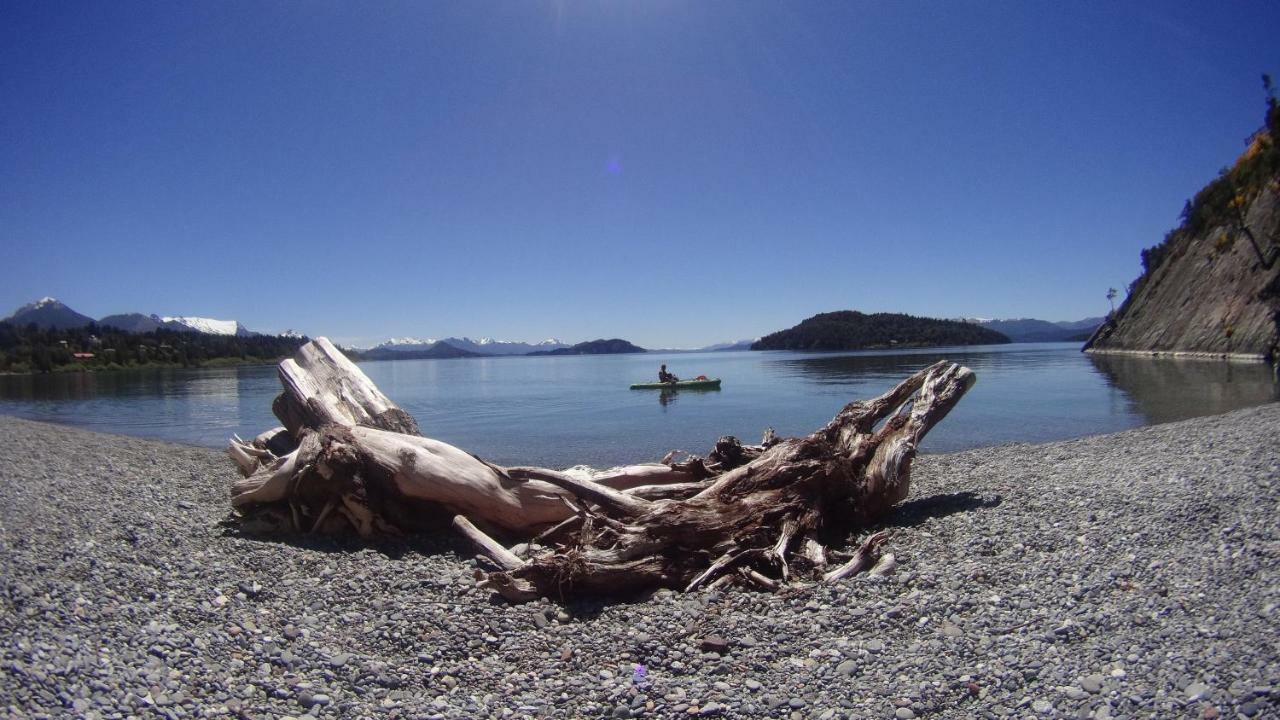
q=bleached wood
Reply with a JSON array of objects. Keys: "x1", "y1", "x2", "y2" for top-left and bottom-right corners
[
  {"x1": 801, "y1": 535, "x2": 828, "y2": 568},
  {"x1": 452, "y1": 515, "x2": 524, "y2": 571},
  {"x1": 504, "y1": 466, "x2": 652, "y2": 518},
  {"x1": 584, "y1": 463, "x2": 702, "y2": 491},
  {"x1": 349, "y1": 427, "x2": 574, "y2": 532},
  {"x1": 230, "y1": 446, "x2": 305, "y2": 507},
  {"x1": 623, "y1": 481, "x2": 711, "y2": 500},
  {"x1": 822, "y1": 531, "x2": 890, "y2": 583},
  {"x1": 276, "y1": 337, "x2": 420, "y2": 436},
  {"x1": 868, "y1": 552, "x2": 897, "y2": 577},
  {"x1": 228, "y1": 339, "x2": 976, "y2": 601},
  {"x1": 227, "y1": 441, "x2": 260, "y2": 477}
]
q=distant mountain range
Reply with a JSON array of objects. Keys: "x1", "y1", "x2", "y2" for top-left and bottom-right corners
[
  {"x1": 370, "y1": 336, "x2": 757, "y2": 357},
  {"x1": 753, "y1": 311, "x2": 1011, "y2": 351},
  {"x1": 2, "y1": 298, "x2": 260, "y2": 337},
  {"x1": 699, "y1": 339, "x2": 757, "y2": 352},
  {"x1": 367, "y1": 336, "x2": 569, "y2": 356},
  {"x1": 5, "y1": 297, "x2": 1104, "y2": 359},
  {"x1": 358, "y1": 342, "x2": 483, "y2": 361},
  {"x1": 961, "y1": 317, "x2": 1105, "y2": 343},
  {"x1": 98, "y1": 312, "x2": 255, "y2": 336},
  {"x1": 354, "y1": 337, "x2": 647, "y2": 359}
]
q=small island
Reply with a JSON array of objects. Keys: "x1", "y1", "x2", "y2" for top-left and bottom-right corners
[
  {"x1": 527, "y1": 338, "x2": 646, "y2": 355},
  {"x1": 752, "y1": 310, "x2": 1011, "y2": 351}
]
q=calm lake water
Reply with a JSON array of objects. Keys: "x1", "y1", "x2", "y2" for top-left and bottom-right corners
[{"x1": 1, "y1": 343, "x2": 1275, "y2": 468}]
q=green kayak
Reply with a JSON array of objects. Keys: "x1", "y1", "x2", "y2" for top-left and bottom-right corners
[{"x1": 630, "y1": 378, "x2": 722, "y2": 390}]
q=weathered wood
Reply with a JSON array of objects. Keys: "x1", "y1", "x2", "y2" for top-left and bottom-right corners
[
  {"x1": 823, "y1": 531, "x2": 890, "y2": 582},
  {"x1": 452, "y1": 515, "x2": 524, "y2": 571},
  {"x1": 227, "y1": 440, "x2": 261, "y2": 477},
  {"x1": 312, "y1": 425, "x2": 574, "y2": 534},
  {"x1": 504, "y1": 467, "x2": 652, "y2": 518},
  {"x1": 274, "y1": 337, "x2": 420, "y2": 437},
  {"x1": 868, "y1": 552, "x2": 897, "y2": 577},
  {"x1": 227, "y1": 338, "x2": 976, "y2": 601}
]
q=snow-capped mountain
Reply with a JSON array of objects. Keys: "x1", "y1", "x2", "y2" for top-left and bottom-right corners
[
  {"x1": 2, "y1": 297, "x2": 262, "y2": 336},
  {"x1": 373, "y1": 337, "x2": 440, "y2": 350},
  {"x1": 3, "y1": 297, "x2": 97, "y2": 330},
  {"x1": 161, "y1": 316, "x2": 253, "y2": 336}
]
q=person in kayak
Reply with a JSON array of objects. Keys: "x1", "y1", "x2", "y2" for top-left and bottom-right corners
[{"x1": 658, "y1": 364, "x2": 680, "y2": 384}]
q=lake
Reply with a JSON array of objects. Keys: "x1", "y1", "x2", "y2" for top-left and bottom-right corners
[{"x1": 1, "y1": 343, "x2": 1275, "y2": 468}]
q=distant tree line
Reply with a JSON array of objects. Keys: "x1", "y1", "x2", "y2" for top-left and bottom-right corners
[
  {"x1": 0, "y1": 322, "x2": 307, "y2": 374},
  {"x1": 752, "y1": 311, "x2": 1010, "y2": 351}
]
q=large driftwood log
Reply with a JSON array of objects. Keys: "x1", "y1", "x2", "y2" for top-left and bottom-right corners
[{"x1": 228, "y1": 338, "x2": 974, "y2": 601}]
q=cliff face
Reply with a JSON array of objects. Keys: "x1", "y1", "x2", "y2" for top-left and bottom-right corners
[{"x1": 1086, "y1": 124, "x2": 1280, "y2": 361}]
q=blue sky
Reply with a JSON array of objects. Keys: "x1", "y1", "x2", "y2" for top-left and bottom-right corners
[{"x1": 2, "y1": 1, "x2": 1278, "y2": 348}]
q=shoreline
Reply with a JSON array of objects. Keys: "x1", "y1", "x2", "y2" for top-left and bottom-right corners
[
  {"x1": 2, "y1": 407, "x2": 1278, "y2": 718},
  {"x1": 0, "y1": 357, "x2": 287, "y2": 377},
  {"x1": 1084, "y1": 347, "x2": 1274, "y2": 363}
]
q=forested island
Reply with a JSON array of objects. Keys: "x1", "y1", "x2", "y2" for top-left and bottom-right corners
[
  {"x1": 527, "y1": 338, "x2": 646, "y2": 355},
  {"x1": 752, "y1": 311, "x2": 1011, "y2": 351},
  {"x1": 0, "y1": 323, "x2": 307, "y2": 374}
]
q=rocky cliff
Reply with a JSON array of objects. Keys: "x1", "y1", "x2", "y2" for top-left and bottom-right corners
[{"x1": 1086, "y1": 106, "x2": 1280, "y2": 361}]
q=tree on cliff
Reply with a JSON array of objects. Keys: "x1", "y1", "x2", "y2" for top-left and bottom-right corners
[
  {"x1": 1086, "y1": 79, "x2": 1280, "y2": 358},
  {"x1": 1139, "y1": 84, "x2": 1280, "y2": 277}
]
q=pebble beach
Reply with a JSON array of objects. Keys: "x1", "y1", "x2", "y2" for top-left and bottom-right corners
[{"x1": 1, "y1": 404, "x2": 1278, "y2": 719}]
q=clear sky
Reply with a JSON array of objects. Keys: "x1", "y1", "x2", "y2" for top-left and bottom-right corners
[{"x1": 2, "y1": 1, "x2": 1278, "y2": 348}]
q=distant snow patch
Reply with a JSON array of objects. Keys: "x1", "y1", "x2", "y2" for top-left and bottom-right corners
[{"x1": 162, "y1": 316, "x2": 239, "y2": 336}]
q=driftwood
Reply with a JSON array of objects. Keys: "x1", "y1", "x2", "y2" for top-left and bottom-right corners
[{"x1": 228, "y1": 338, "x2": 975, "y2": 601}]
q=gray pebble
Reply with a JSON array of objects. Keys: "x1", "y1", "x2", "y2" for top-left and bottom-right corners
[{"x1": 2, "y1": 406, "x2": 1277, "y2": 720}]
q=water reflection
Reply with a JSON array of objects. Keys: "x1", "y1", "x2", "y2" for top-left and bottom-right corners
[
  {"x1": 759, "y1": 343, "x2": 1278, "y2": 452},
  {"x1": 1086, "y1": 353, "x2": 1279, "y2": 425},
  {"x1": 650, "y1": 386, "x2": 722, "y2": 407},
  {"x1": 768, "y1": 344, "x2": 1081, "y2": 385},
  {"x1": 0, "y1": 365, "x2": 281, "y2": 444}
]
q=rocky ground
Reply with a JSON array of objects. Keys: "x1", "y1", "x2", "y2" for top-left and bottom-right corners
[{"x1": 1, "y1": 405, "x2": 1278, "y2": 720}]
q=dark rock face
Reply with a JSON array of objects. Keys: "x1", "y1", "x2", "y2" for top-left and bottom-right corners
[{"x1": 1086, "y1": 182, "x2": 1280, "y2": 359}]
